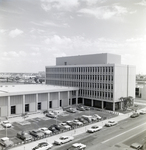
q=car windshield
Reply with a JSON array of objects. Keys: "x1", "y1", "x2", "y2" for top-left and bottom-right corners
[
  {"x1": 60, "y1": 137, "x2": 67, "y2": 140},
  {"x1": 92, "y1": 126, "x2": 97, "y2": 129},
  {"x1": 3, "y1": 122, "x2": 9, "y2": 124}
]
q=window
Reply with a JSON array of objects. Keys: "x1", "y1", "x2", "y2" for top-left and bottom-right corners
[
  {"x1": 11, "y1": 106, "x2": 16, "y2": 114},
  {"x1": 25, "y1": 104, "x2": 29, "y2": 112},
  {"x1": 38, "y1": 102, "x2": 41, "y2": 110}
]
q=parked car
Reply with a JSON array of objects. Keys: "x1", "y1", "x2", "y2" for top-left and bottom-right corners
[
  {"x1": 29, "y1": 130, "x2": 44, "y2": 138},
  {"x1": 32, "y1": 142, "x2": 53, "y2": 150},
  {"x1": 72, "y1": 120, "x2": 83, "y2": 126},
  {"x1": 39, "y1": 127, "x2": 52, "y2": 135},
  {"x1": 84, "y1": 106, "x2": 90, "y2": 111},
  {"x1": 0, "y1": 137, "x2": 14, "y2": 147},
  {"x1": 48, "y1": 125, "x2": 59, "y2": 133},
  {"x1": 66, "y1": 108, "x2": 76, "y2": 113},
  {"x1": 1, "y1": 121, "x2": 12, "y2": 128},
  {"x1": 59, "y1": 123, "x2": 72, "y2": 130},
  {"x1": 130, "y1": 142, "x2": 143, "y2": 149},
  {"x1": 17, "y1": 131, "x2": 33, "y2": 141},
  {"x1": 87, "y1": 125, "x2": 102, "y2": 133},
  {"x1": 66, "y1": 121, "x2": 76, "y2": 128},
  {"x1": 46, "y1": 112, "x2": 57, "y2": 118},
  {"x1": 82, "y1": 115, "x2": 92, "y2": 123},
  {"x1": 76, "y1": 106, "x2": 85, "y2": 111},
  {"x1": 75, "y1": 117, "x2": 88, "y2": 124},
  {"x1": 49, "y1": 124, "x2": 64, "y2": 132},
  {"x1": 93, "y1": 114, "x2": 102, "y2": 120},
  {"x1": 54, "y1": 136, "x2": 74, "y2": 145},
  {"x1": 105, "y1": 120, "x2": 117, "y2": 127},
  {"x1": 130, "y1": 112, "x2": 139, "y2": 118}
]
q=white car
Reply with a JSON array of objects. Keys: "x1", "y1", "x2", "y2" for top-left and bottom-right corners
[
  {"x1": 105, "y1": 120, "x2": 117, "y2": 127},
  {"x1": 59, "y1": 123, "x2": 71, "y2": 130},
  {"x1": 54, "y1": 136, "x2": 74, "y2": 145},
  {"x1": 1, "y1": 121, "x2": 12, "y2": 128},
  {"x1": 139, "y1": 109, "x2": 146, "y2": 114},
  {"x1": 0, "y1": 137, "x2": 14, "y2": 147},
  {"x1": 87, "y1": 125, "x2": 102, "y2": 133},
  {"x1": 93, "y1": 114, "x2": 102, "y2": 120},
  {"x1": 39, "y1": 127, "x2": 52, "y2": 135},
  {"x1": 73, "y1": 120, "x2": 83, "y2": 126},
  {"x1": 72, "y1": 143, "x2": 86, "y2": 150},
  {"x1": 32, "y1": 142, "x2": 53, "y2": 150}
]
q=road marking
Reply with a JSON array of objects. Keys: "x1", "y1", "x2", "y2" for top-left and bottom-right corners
[
  {"x1": 102, "y1": 122, "x2": 146, "y2": 143},
  {"x1": 121, "y1": 128, "x2": 146, "y2": 143}
]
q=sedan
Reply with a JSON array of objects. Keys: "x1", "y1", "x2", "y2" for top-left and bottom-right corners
[
  {"x1": 72, "y1": 143, "x2": 86, "y2": 150},
  {"x1": 29, "y1": 130, "x2": 44, "y2": 138},
  {"x1": 54, "y1": 136, "x2": 74, "y2": 145},
  {"x1": 59, "y1": 123, "x2": 72, "y2": 130},
  {"x1": 139, "y1": 109, "x2": 146, "y2": 115},
  {"x1": 32, "y1": 142, "x2": 53, "y2": 150},
  {"x1": 66, "y1": 108, "x2": 76, "y2": 113},
  {"x1": 17, "y1": 131, "x2": 33, "y2": 141},
  {"x1": 72, "y1": 120, "x2": 83, "y2": 126},
  {"x1": 1, "y1": 121, "x2": 12, "y2": 128},
  {"x1": 130, "y1": 112, "x2": 139, "y2": 118},
  {"x1": 46, "y1": 112, "x2": 57, "y2": 118},
  {"x1": 39, "y1": 127, "x2": 52, "y2": 135},
  {"x1": 105, "y1": 120, "x2": 117, "y2": 127},
  {"x1": 87, "y1": 125, "x2": 102, "y2": 133},
  {"x1": 0, "y1": 137, "x2": 14, "y2": 147}
]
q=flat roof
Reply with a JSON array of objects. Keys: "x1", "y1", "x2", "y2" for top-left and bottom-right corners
[{"x1": 0, "y1": 84, "x2": 79, "y2": 96}]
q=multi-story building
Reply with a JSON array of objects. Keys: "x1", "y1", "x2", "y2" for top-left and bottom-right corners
[{"x1": 46, "y1": 53, "x2": 136, "y2": 111}]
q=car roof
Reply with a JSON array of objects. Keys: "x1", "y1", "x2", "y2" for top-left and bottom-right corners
[{"x1": 1, "y1": 137, "x2": 9, "y2": 140}]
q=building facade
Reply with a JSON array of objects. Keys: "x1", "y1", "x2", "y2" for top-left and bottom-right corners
[
  {"x1": 0, "y1": 85, "x2": 79, "y2": 117},
  {"x1": 46, "y1": 53, "x2": 136, "y2": 111}
]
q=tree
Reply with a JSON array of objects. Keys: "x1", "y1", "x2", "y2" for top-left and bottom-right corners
[{"x1": 119, "y1": 96, "x2": 134, "y2": 111}]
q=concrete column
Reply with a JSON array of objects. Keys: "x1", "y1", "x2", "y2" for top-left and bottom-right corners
[
  {"x1": 7, "y1": 96, "x2": 10, "y2": 117},
  {"x1": 76, "y1": 90, "x2": 78, "y2": 105},
  {"x1": 68, "y1": 91, "x2": 70, "y2": 106},
  {"x1": 91, "y1": 99, "x2": 93, "y2": 107},
  {"x1": 47, "y1": 93, "x2": 50, "y2": 110},
  {"x1": 102, "y1": 101, "x2": 104, "y2": 109},
  {"x1": 113, "y1": 102, "x2": 115, "y2": 111},
  {"x1": 58, "y1": 92, "x2": 60, "y2": 108},
  {"x1": 36, "y1": 94, "x2": 38, "y2": 112},
  {"x1": 22, "y1": 95, "x2": 25, "y2": 113}
]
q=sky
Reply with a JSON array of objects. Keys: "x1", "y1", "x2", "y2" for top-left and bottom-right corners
[{"x1": 0, "y1": 0, "x2": 146, "y2": 74}]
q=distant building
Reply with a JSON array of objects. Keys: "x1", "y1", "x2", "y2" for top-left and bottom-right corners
[{"x1": 46, "y1": 53, "x2": 136, "y2": 111}]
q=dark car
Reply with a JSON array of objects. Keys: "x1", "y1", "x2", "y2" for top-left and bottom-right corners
[
  {"x1": 66, "y1": 121, "x2": 76, "y2": 128},
  {"x1": 48, "y1": 125, "x2": 59, "y2": 133},
  {"x1": 17, "y1": 131, "x2": 33, "y2": 141},
  {"x1": 49, "y1": 124, "x2": 64, "y2": 132},
  {"x1": 130, "y1": 112, "x2": 139, "y2": 118},
  {"x1": 29, "y1": 130, "x2": 44, "y2": 138},
  {"x1": 75, "y1": 117, "x2": 88, "y2": 124}
]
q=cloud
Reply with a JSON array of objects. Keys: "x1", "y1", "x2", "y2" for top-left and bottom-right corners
[
  {"x1": 9, "y1": 29, "x2": 23, "y2": 38},
  {"x1": 41, "y1": 0, "x2": 79, "y2": 11},
  {"x1": 78, "y1": 5, "x2": 128, "y2": 20},
  {"x1": 135, "y1": 0, "x2": 146, "y2": 6},
  {"x1": 45, "y1": 35, "x2": 72, "y2": 45}
]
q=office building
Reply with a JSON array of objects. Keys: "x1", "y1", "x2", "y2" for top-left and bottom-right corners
[{"x1": 46, "y1": 53, "x2": 136, "y2": 111}]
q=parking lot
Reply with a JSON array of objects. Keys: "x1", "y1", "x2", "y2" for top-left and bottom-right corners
[{"x1": 0, "y1": 106, "x2": 117, "y2": 149}]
